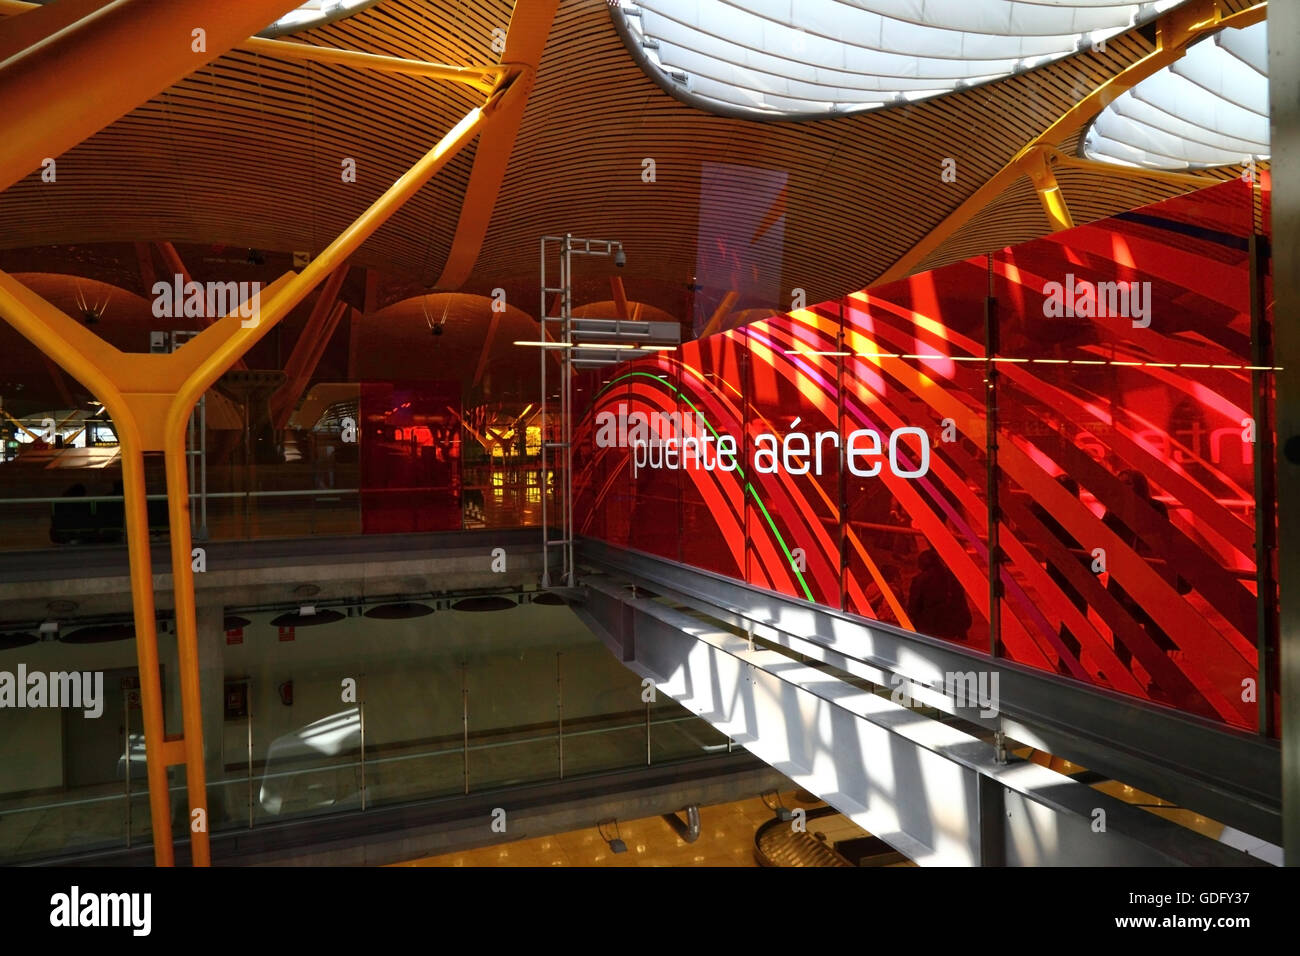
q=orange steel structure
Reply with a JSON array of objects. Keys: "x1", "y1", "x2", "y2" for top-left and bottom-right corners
[
  {"x1": 875, "y1": 0, "x2": 1268, "y2": 285},
  {"x1": 0, "y1": 0, "x2": 558, "y2": 865},
  {"x1": 0, "y1": 0, "x2": 307, "y2": 194}
]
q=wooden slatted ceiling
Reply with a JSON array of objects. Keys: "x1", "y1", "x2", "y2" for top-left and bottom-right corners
[
  {"x1": 914, "y1": 144, "x2": 1260, "y2": 272},
  {"x1": 0, "y1": 0, "x2": 512, "y2": 278},
  {"x1": 0, "y1": 0, "x2": 1265, "y2": 312},
  {"x1": 916, "y1": 173, "x2": 1191, "y2": 274},
  {"x1": 469, "y1": 0, "x2": 1177, "y2": 303}
]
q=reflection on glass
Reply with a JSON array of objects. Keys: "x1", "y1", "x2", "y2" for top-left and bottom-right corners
[{"x1": 573, "y1": 179, "x2": 1273, "y2": 731}]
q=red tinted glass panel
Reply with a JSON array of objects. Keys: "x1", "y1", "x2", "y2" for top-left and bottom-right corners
[
  {"x1": 360, "y1": 381, "x2": 461, "y2": 533},
  {"x1": 840, "y1": 258, "x2": 991, "y2": 649},
  {"x1": 571, "y1": 179, "x2": 1274, "y2": 731}
]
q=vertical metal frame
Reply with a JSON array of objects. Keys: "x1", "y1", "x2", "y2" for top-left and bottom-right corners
[
  {"x1": 461, "y1": 661, "x2": 470, "y2": 795},
  {"x1": 1269, "y1": 0, "x2": 1300, "y2": 865},
  {"x1": 539, "y1": 234, "x2": 624, "y2": 589},
  {"x1": 1249, "y1": 232, "x2": 1278, "y2": 737},
  {"x1": 983, "y1": 255, "x2": 1003, "y2": 658}
]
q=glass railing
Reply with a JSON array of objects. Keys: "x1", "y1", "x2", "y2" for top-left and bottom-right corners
[
  {"x1": 0, "y1": 377, "x2": 550, "y2": 551},
  {"x1": 0, "y1": 466, "x2": 552, "y2": 551}
]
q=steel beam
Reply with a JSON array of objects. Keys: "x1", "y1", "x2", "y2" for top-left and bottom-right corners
[
  {"x1": 1268, "y1": 0, "x2": 1300, "y2": 867},
  {"x1": 0, "y1": 1, "x2": 502, "y2": 91},
  {"x1": 574, "y1": 575, "x2": 1263, "y2": 866},
  {"x1": 133, "y1": 242, "x2": 158, "y2": 294},
  {"x1": 1044, "y1": 147, "x2": 1234, "y2": 189},
  {"x1": 472, "y1": 307, "x2": 503, "y2": 389},
  {"x1": 270, "y1": 264, "x2": 350, "y2": 428},
  {"x1": 577, "y1": 540, "x2": 1282, "y2": 844},
  {"x1": 241, "y1": 36, "x2": 502, "y2": 92},
  {"x1": 155, "y1": 242, "x2": 248, "y2": 369},
  {"x1": 873, "y1": 0, "x2": 1267, "y2": 285},
  {"x1": 1022, "y1": 147, "x2": 1074, "y2": 232},
  {"x1": 610, "y1": 276, "x2": 631, "y2": 320},
  {"x1": 0, "y1": 0, "x2": 116, "y2": 64},
  {"x1": 431, "y1": 0, "x2": 560, "y2": 288},
  {"x1": 700, "y1": 290, "x2": 739, "y2": 339}
]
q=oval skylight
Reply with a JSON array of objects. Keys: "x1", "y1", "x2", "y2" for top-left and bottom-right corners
[
  {"x1": 613, "y1": 0, "x2": 1187, "y2": 120},
  {"x1": 259, "y1": 0, "x2": 380, "y2": 38},
  {"x1": 1082, "y1": 20, "x2": 1269, "y2": 169}
]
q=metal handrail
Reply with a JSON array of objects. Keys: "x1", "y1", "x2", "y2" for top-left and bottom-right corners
[{"x1": 0, "y1": 714, "x2": 703, "y2": 819}]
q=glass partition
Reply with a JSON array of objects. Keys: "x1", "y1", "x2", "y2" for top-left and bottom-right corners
[
  {"x1": 0, "y1": 292, "x2": 553, "y2": 550},
  {"x1": 572, "y1": 179, "x2": 1277, "y2": 732}
]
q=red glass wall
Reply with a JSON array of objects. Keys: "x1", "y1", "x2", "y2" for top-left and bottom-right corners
[{"x1": 572, "y1": 179, "x2": 1275, "y2": 733}]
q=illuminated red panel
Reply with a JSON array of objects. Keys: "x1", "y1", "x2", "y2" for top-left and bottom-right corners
[
  {"x1": 571, "y1": 179, "x2": 1270, "y2": 731},
  {"x1": 360, "y1": 381, "x2": 462, "y2": 533}
]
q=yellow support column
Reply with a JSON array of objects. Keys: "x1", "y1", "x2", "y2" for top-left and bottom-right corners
[
  {"x1": 0, "y1": 0, "x2": 546, "y2": 860},
  {"x1": 1022, "y1": 147, "x2": 1075, "y2": 232},
  {"x1": 0, "y1": 94, "x2": 500, "y2": 864},
  {"x1": 0, "y1": 273, "x2": 180, "y2": 864},
  {"x1": 116, "y1": 431, "x2": 176, "y2": 864}
]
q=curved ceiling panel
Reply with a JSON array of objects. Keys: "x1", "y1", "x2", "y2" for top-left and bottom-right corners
[
  {"x1": 0, "y1": 0, "x2": 1261, "y2": 311},
  {"x1": 1082, "y1": 20, "x2": 1269, "y2": 169},
  {"x1": 616, "y1": 0, "x2": 1187, "y2": 119}
]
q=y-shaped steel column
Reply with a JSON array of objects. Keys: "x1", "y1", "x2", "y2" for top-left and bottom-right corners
[{"x1": 0, "y1": 100, "x2": 498, "y2": 865}]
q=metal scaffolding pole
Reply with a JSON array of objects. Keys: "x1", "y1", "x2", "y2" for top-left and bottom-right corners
[{"x1": 539, "y1": 234, "x2": 627, "y2": 589}]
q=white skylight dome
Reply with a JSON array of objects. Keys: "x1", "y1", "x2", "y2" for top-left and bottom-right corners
[
  {"x1": 612, "y1": 0, "x2": 1187, "y2": 120},
  {"x1": 259, "y1": 0, "x2": 380, "y2": 38},
  {"x1": 1082, "y1": 19, "x2": 1268, "y2": 170}
]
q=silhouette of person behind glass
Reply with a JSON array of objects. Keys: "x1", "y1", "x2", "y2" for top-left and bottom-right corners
[{"x1": 907, "y1": 548, "x2": 972, "y2": 642}]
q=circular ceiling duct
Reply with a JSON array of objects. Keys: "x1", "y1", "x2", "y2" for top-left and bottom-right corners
[
  {"x1": 0, "y1": 632, "x2": 38, "y2": 651},
  {"x1": 451, "y1": 596, "x2": 517, "y2": 612},
  {"x1": 364, "y1": 602, "x2": 436, "y2": 620},
  {"x1": 613, "y1": 0, "x2": 1186, "y2": 121},
  {"x1": 1082, "y1": 20, "x2": 1268, "y2": 170},
  {"x1": 61, "y1": 623, "x2": 135, "y2": 644}
]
